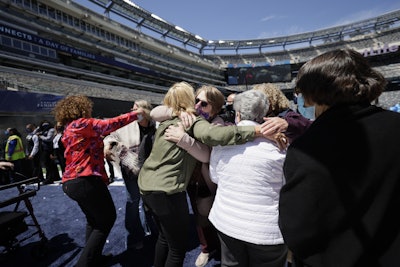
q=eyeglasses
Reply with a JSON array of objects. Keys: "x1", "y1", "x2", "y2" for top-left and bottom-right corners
[{"x1": 195, "y1": 98, "x2": 208, "y2": 107}]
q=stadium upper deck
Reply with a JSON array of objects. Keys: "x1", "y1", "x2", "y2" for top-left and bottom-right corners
[{"x1": 0, "y1": 0, "x2": 399, "y2": 105}]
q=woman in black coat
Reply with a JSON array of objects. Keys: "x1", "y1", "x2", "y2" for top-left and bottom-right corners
[{"x1": 279, "y1": 49, "x2": 400, "y2": 267}]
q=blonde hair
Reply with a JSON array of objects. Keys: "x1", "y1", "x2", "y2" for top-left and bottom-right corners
[
  {"x1": 195, "y1": 85, "x2": 225, "y2": 116},
  {"x1": 53, "y1": 95, "x2": 93, "y2": 125},
  {"x1": 253, "y1": 83, "x2": 290, "y2": 114},
  {"x1": 163, "y1": 82, "x2": 196, "y2": 116}
]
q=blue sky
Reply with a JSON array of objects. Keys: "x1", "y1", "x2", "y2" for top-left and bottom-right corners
[{"x1": 77, "y1": 0, "x2": 400, "y2": 41}]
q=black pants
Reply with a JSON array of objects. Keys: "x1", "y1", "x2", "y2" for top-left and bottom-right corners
[
  {"x1": 218, "y1": 230, "x2": 288, "y2": 267},
  {"x1": 54, "y1": 148, "x2": 66, "y2": 174},
  {"x1": 28, "y1": 154, "x2": 44, "y2": 180},
  {"x1": 41, "y1": 150, "x2": 59, "y2": 182},
  {"x1": 142, "y1": 191, "x2": 190, "y2": 267},
  {"x1": 62, "y1": 176, "x2": 116, "y2": 267}
]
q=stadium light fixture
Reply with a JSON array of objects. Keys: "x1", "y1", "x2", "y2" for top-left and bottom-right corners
[
  {"x1": 175, "y1": 26, "x2": 188, "y2": 33},
  {"x1": 151, "y1": 14, "x2": 167, "y2": 23},
  {"x1": 122, "y1": 0, "x2": 139, "y2": 8}
]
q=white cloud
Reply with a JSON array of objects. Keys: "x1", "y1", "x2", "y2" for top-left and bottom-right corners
[
  {"x1": 257, "y1": 25, "x2": 305, "y2": 39},
  {"x1": 261, "y1": 15, "x2": 276, "y2": 22},
  {"x1": 333, "y1": 10, "x2": 379, "y2": 26},
  {"x1": 261, "y1": 14, "x2": 288, "y2": 22},
  {"x1": 331, "y1": 7, "x2": 400, "y2": 28}
]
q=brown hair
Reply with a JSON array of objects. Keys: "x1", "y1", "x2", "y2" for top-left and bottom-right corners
[
  {"x1": 296, "y1": 49, "x2": 387, "y2": 106},
  {"x1": 53, "y1": 95, "x2": 93, "y2": 125},
  {"x1": 195, "y1": 85, "x2": 225, "y2": 116}
]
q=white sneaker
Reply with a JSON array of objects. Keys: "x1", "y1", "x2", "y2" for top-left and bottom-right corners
[{"x1": 195, "y1": 252, "x2": 209, "y2": 267}]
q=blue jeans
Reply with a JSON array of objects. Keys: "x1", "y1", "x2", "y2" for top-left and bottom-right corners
[{"x1": 124, "y1": 177, "x2": 151, "y2": 249}]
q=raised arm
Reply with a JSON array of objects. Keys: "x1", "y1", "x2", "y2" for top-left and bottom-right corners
[{"x1": 150, "y1": 105, "x2": 173, "y2": 122}]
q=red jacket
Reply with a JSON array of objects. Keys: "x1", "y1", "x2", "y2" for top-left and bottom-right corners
[{"x1": 62, "y1": 111, "x2": 139, "y2": 184}]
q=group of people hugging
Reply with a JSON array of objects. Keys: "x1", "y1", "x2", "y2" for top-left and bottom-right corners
[{"x1": 53, "y1": 48, "x2": 400, "y2": 267}]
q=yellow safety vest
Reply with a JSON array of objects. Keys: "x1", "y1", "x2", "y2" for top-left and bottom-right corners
[{"x1": 5, "y1": 135, "x2": 26, "y2": 161}]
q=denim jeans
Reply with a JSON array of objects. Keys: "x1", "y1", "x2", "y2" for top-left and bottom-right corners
[
  {"x1": 124, "y1": 177, "x2": 151, "y2": 249},
  {"x1": 62, "y1": 176, "x2": 116, "y2": 267}
]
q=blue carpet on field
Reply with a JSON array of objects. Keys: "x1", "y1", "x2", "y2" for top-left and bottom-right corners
[{"x1": 0, "y1": 179, "x2": 221, "y2": 267}]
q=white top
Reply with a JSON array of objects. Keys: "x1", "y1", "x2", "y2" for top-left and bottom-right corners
[
  {"x1": 103, "y1": 121, "x2": 141, "y2": 177},
  {"x1": 208, "y1": 120, "x2": 286, "y2": 245},
  {"x1": 26, "y1": 133, "x2": 40, "y2": 157},
  {"x1": 53, "y1": 133, "x2": 62, "y2": 149}
]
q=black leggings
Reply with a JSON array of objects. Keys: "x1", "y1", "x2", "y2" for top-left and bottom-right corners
[
  {"x1": 142, "y1": 191, "x2": 190, "y2": 267},
  {"x1": 62, "y1": 176, "x2": 116, "y2": 267}
]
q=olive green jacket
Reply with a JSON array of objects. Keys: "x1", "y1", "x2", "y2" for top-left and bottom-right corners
[{"x1": 138, "y1": 116, "x2": 255, "y2": 195}]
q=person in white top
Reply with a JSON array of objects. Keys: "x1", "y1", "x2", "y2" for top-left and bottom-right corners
[
  {"x1": 51, "y1": 122, "x2": 66, "y2": 174},
  {"x1": 209, "y1": 89, "x2": 288, "y2": 267},
  {"x1": 25, "y1": 123, "x2": 43, "y2": 180},
  {"x1": 103, "y1": 100, "x2": 156, "y2": 253}
]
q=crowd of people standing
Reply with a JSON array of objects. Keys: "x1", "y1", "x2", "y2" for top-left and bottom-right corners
[
  {"x1": 1, "y1": 120, "x2": 66, "y2": 184},
  {"x1": 2, "y1": 48, "x2": 400, "y2": 267}
]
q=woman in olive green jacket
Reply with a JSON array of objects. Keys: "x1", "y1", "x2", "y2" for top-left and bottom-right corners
[{"x1": 138, "y1": 81, "x2": 278, "y2": 267}]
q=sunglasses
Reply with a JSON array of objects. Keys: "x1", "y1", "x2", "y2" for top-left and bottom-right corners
[{"x1": 195, "y1": 98, "x2": 208, "y2": 107}]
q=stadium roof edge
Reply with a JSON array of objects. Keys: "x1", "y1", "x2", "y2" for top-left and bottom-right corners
[{"x1": 84, "y1": 1, "x2": 400, "y2": 53}]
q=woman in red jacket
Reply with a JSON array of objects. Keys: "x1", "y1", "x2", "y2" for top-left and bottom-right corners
[{"x1": 53, "y1": 95, "x2": 143, "y2": 267}]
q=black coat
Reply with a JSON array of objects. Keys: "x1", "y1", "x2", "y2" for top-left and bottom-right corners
[{"x1": 279, "y1": 103, "x2": 400, "y2": 267}]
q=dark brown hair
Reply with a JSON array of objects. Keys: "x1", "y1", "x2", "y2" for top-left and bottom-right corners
[{"x1": 296, "y1": 49, "x2": 387, "y2": 106}]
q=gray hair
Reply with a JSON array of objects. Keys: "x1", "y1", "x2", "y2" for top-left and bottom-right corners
[
  {"x1": 233, "y1": 90, "x2": 269, "y2": 123},
  {"x1": 134, "y1": 99, "x2": 153, "y2": 121}
]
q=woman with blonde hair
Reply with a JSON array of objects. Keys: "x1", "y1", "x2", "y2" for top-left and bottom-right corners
[
  {"x1": 150, "y1": 84, "x2": 225, "y2": 266},
  {"x1": 138, "y1": 81, "x2": 272, "y2": 267},
  {"x1": 53, "y1": 95, "x2": 143, "y2": 267}
]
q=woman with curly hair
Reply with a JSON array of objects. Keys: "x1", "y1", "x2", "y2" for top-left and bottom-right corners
[
  {"x1": 253, "y1": 83, "x2": 312, "y2": 143},
  {"x1": 53, "y1": 95, "x2": 143, "y2": 267}
]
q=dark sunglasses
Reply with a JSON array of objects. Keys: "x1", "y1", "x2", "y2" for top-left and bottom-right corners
[{"x1": 195, "y1": 98, "x2": 208, "y2": 107}]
